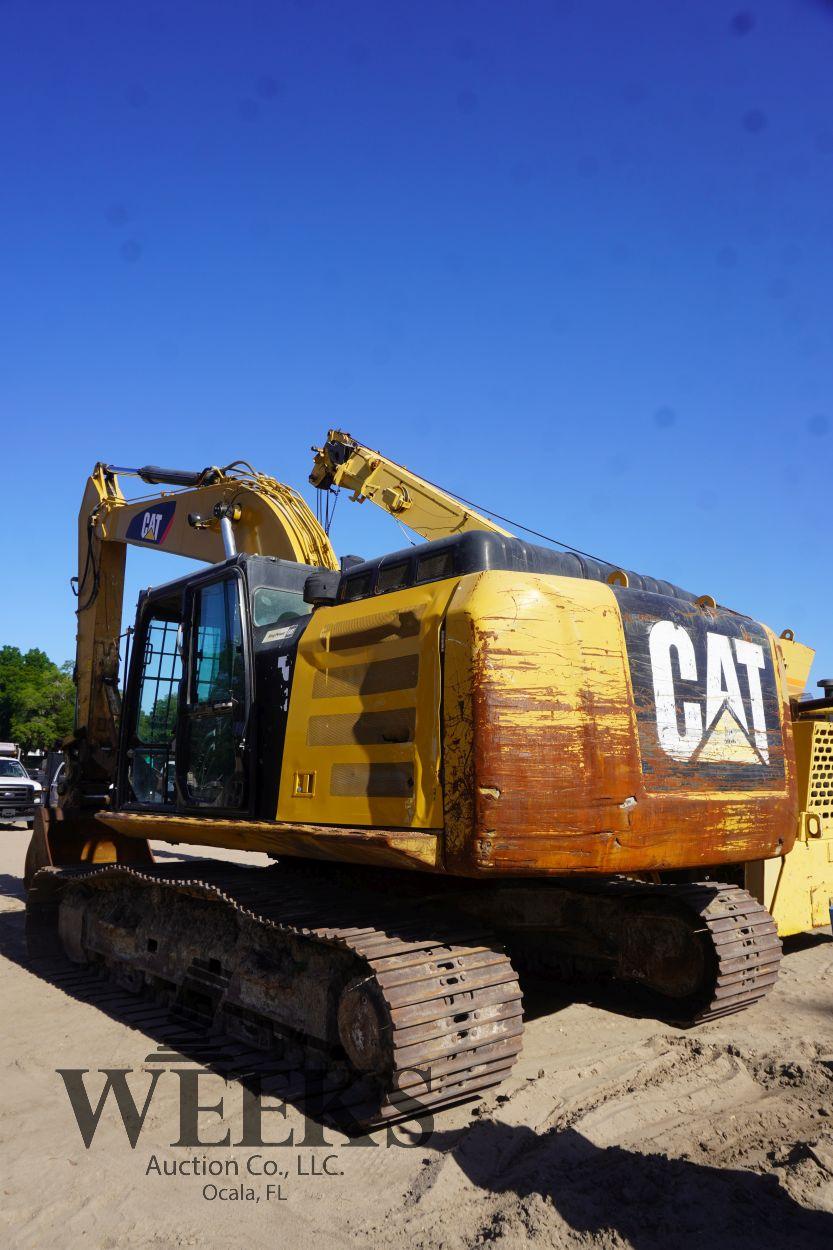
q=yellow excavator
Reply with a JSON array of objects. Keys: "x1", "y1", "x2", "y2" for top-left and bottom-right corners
[{"x1": 25, "y1": 434, "x2": 832, "y2": 1127}]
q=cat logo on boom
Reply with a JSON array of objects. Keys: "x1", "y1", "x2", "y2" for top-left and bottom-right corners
[
  {"x1": 648, "y1": 621, "x2": 769, "y2": 765},
  {"x1": 125, "y1": 500, "x2": 176, "y2": 546}
]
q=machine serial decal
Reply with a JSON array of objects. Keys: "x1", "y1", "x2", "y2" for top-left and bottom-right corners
[
  {"x1": 125, "y1": 501, "x2": 176, "y2": 545},
  {"x1": 614, "y1": 588, "x2": 785, "y2": 791}
]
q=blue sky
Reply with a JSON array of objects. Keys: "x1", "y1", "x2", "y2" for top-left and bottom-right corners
[{"x1": 1, "y1": 0, "x2": 831, "y2": 688}]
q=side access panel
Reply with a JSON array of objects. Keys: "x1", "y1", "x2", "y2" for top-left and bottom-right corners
[{"x1": 277, "y1": 580, "x2": 457, "y2": 830}]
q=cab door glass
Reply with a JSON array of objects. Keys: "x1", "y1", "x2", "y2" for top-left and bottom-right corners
[
  {"x1": 183, "y1": 578, "x2": 248, "y2": 808},
  {"x1": 128, "y1": 616, "x2": 182, "y2": 805}
]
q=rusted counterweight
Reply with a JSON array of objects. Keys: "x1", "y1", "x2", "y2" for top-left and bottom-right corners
[{"x1": 442, "y1": 572, "x2": 797, "y2": 876}]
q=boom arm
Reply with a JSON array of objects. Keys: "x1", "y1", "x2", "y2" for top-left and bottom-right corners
[{"x1": 310, "y1": 430, "x2": 511, "y2": 541}]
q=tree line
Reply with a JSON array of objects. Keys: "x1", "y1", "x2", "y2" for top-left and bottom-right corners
[{"x1": 0, "y1": 646, "x2": 75, "y2": 751}]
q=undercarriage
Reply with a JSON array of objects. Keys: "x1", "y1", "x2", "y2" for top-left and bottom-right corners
[{"x1": 26, "y1": 860, "x2": 781, "y2": 1127}]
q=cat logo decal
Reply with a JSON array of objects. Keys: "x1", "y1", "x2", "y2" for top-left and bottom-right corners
[
  {"x1": 613, "y1": 587, "x2": 784, "y2": 791},
  {"x1": 125, "y1": 501, "x2": 176, "y2": 545},
  {"x1": 648, "y1": 622, "x2": 769, "y2": 765}
]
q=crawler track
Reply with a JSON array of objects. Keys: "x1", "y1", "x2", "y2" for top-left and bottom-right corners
[
  {"x1": 25, "y1": 865, "x2": 780, "y2": 1126},
  {"x1": 674, "y1": 881, "x2": 783, "y2": 1023},
  {"x1": 489, "y1": 877, "x2": 782, "y2": 1025},
  {"x1": 587, "y1": 877, "x2": 782, "y2": 1023},
  {"x1": 26, "y1": 861, "x2": 524, "y2": 1129}
]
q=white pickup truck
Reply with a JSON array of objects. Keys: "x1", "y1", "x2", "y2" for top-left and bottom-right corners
[{"x1": 0, "y1": 757, "x2": 43, "y2": 828}]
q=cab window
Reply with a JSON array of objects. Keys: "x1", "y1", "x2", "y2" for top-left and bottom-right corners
[
  {"x1": 0, "y1": 759, "x2": 27, "y2": 779},
  {"x1": 415, "y1": 550, "x2": 454, "y2": 584},
  {"x1": 128, "y1": 614, "x2": 182, "y2": 806},
  {"x1": 192, "y1": 580, "x2": 245, "y2": 706},
  {"x1": 341, "y1": 572, "x2": 373, "y2": 602},
  {"x1": 376, "y1": 561, "x2": 410, "y2": 595},
  {"x1": 252, "y1": 586, "x2": 311, "y2": 628}
]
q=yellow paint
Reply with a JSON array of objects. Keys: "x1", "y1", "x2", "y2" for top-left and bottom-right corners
[
  {"x1": 442, "y1": 570, "x2": 638, "y2": 867},
  {"x1": 793, "y1": 720, "x2": 833, "y2": 832},
  {"x1": 310, "y1": 430, "x2": 512, "y2": 540},
  {"x1": 746, "y1": 842, "x2": 833, "y2": 935},
  {"x1": 277, "y1": 579, "x2": 458, "y2": 828},
  {"x1": 293, "y1": 771, "x2": 317, "y2": 797},
  {"x1": 746, "y1": 718, "x2": 833, "y2": 934},
  {"x1": 96, "y1": 811, "x2": 442, "y2": 871},
  {"x1": 96, "y1": 469, "x2": 337, "y2": 569},
  {"x1": 776, "y1": 634, "x2": 815, "y2": 698}
]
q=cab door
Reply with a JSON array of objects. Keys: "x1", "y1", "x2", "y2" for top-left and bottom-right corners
[{"x1": 177, "y1": 571, "x2": 252, "y2": 813}]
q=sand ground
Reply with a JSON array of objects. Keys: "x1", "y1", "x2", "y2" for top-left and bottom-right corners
[{"x1": 1, "y1": 826, "x2": 832, "y2": 1250}]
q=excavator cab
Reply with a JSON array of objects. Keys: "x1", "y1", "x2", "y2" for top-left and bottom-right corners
[{"x1": 117, "y1": 555, "x2": 316, "y2": 823}]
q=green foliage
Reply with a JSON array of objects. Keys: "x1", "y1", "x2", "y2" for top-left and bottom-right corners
[
  {"x1": 0, "y1": 646, "x2": 75, "y2": 751},
  {"x1": 137, "y1": 690, "x2": 178, "y2": 743}
]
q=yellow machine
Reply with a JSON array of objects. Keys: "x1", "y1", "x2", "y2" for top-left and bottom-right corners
[
  {"x1": 310, "y1": 431, "x2": 832, "y2": 936},
  {"x1": 25, "y1": 436, "x2": 832, "y2": 1127}
]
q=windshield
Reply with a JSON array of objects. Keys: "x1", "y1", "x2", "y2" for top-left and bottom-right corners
[{"x1": 0, "y1": 760, "x2": 27, "y2": 778}]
